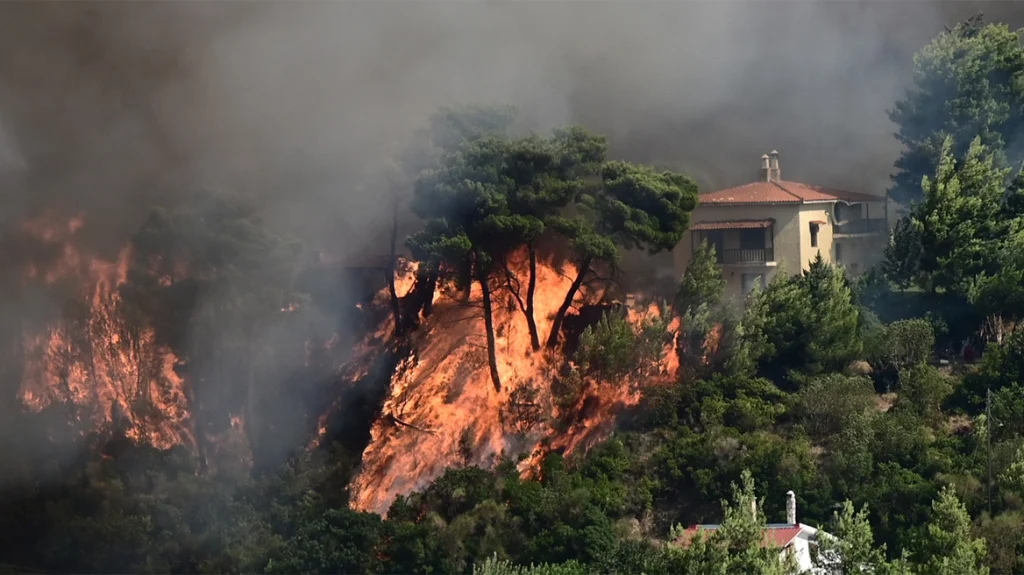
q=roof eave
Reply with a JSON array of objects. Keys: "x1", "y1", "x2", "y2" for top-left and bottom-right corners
[{"x1": 698, "y1": 200, "x2": 801, "y2": 207}]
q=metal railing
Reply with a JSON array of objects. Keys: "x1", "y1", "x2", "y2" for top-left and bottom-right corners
[
  {"x1": 834, "y1": 218, "x2": 887, "y2": 235},
  {"x1": 718, "y1": 248, "x2": 775, "y2": 264}
]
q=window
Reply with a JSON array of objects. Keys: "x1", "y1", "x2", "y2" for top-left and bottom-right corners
[
  {"x1": 739, "y1": 228, "x2": 765, "y2": 250},
  {"x1": 835, "y1": 242, "x2": 843, "y2": 263},
  {"x1": 834, "y1": 203, "x2": 844, "y2": 222},
  {"x1": 741, "y1": 273, "x2": 764, "y2": 295},
  {"x1": 695, "y1": 230, "x2": 725, "y2": 258},
  {"x1": 809, "y1": 223, "x2": 819, "y2": 248}
]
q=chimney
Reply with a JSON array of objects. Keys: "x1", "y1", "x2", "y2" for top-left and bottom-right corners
[
  {"x1": 769, "y1": 150, "x2": 781, "y2": 182},
  {"x1": 760, "y1": 154, "x2": 770, "y2": 182},
  {"x1": 786, "y1": 490, "x2": 797, "y2": 525}
]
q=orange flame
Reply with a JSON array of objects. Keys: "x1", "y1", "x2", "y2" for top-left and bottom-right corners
[
  {"x1": 17, "y1": 215, "x2": 193, "y2": 450},
  {"x1": 347, "y1": 250, "x2": 679, "y2": 516}
]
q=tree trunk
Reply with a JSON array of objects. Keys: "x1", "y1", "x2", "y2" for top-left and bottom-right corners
[
  {"x1": 400, "y1": 269, "x2": 438, "y2": 331},
  {"x1": 184, "y1": 373, "x2": 207, "y2": 474},
  {"x1": 422, "y1": 271, "x2": 437, "y2": 318},
  {"x1": 386, "y1": 196, "x2": 404, "y2": 337},
  {"x1": 478, "y1": 268, "x2": 502, "y2": 392},
  {"x1": 244, "y1": 324, "x2": 258, "y2": 463},
  {"x1": 525, "y1": 245, "x2": 541, "y2": 351},
  {"x1": 546, "y1": 257, "x2": 592, "y2": 349}
]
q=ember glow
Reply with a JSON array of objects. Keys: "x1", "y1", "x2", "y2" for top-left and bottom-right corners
[{"x1": 16, "y1": 215, "x2": 193, "y2": 449}]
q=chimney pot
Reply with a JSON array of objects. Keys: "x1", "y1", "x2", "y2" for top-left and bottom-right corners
[
  {"x1": 760, "y1": 154, "x2": 771, "y2": 182},
  {"x1": 786, "y1": 490, "x2": 797, "y2": 525},
  {"x1": 769, "y1": 150, "x2": 781, "y2": 182}
]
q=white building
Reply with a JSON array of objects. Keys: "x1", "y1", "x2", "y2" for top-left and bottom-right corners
[{"x1": 673, "y1": 491, "x2": 836, "y2": 574}]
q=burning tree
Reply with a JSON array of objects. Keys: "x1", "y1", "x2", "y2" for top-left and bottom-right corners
[
  {"x1": 118, "y1": 190, "x2": 306, "y2": 470},
  {"x1": 407, "y1": 128, "x2": 607, "y2": 391},
  {"x1": 388, "y1": 105, "x2": 520, "y2": 335},
  {"x1": 545, "y1": 160, "x2": 699, "y2": 349}
]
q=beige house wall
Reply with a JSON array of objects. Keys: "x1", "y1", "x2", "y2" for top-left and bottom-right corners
[
  {"x1": 674, "y1": 203, "x2": 802, "y2": 299},
  {"x1": 674, "y1": 200, "x2": 889, "y2": 298},
  {"x1": 797, "y1": 204, "x2": 834, "y2": 267}
]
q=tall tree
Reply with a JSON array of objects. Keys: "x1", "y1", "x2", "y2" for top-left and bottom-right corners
[
  {"x1": 409, "y1": 125, "x2": 608, "y2": 390},
  {"x1": 545, "y1": 161, "x2": 698, "y2": 349},
  {"x1": 910, "y1": 137, "x2": 1010, "y2": 294},
  {"x1": 815, "y1": 501, "x2": 911, "y2": 575},
  {"x1": 889, "y1": 15, "x2": 1024, "y2": 205},
  {"x1": 915, "y1": 486, "x2": 989, "y2": 575},
  {"x1": 675, "y1": 240, "x2": 725, "y2": 315},
  {"x1": 499, "y1": 127, "x2": 604, "y2": 350},
  {"x1": 393, "y1": 105, "x2": 520, "y2": 332},
  {"x1": 409, "y1": 133, "x2": 583, "y2": 390},
  {"x1": 882, "y1": 217, "x2": 923, "y2": 290}
]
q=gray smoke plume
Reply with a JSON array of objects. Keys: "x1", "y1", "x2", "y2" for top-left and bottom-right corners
[{"x1": 1, "y1": 1, "x2": 1022, "y2": 257}]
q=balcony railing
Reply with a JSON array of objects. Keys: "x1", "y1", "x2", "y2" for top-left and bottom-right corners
[
  {"x1": 834, "y1": 218, "x2": 887, "y2": 235},
  {"x1": 718, "y1": 248, "x2": 775, "y2": 265}
]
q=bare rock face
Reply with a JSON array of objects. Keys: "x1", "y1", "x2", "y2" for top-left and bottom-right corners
[{"x1": 847, "y1": 360, "x2": 873, "y2": 375}]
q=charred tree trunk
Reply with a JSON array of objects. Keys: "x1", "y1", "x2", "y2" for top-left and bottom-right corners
[
  {"x1": 386, "y1": 197, "x2": 404, "y2": 338},
  {"x1": 525, "y1": 245, "x2": 541, "y2": 351},
  {"x1": 546, "y1": 257, "x2": 592, "y2": 350},
  {"x1": 399, "y1": 269, "x2": 437, "y2": 332},
  {"x1": 477, "y1": 266, "x2": 502, "y2": 393},
  {"x1": 422, "y1": 271, "x2": 437, "y2": 318}
]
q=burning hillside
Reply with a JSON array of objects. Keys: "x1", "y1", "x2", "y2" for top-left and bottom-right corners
[
  {"x1": 346, "y1": 249, "x2": 681, "y2": 515},
  {"x1": 8, "y1": 212, "x2": 682, "y2": 515},
  {"x1": 8, "y1": 196, "x2": 696, "y2": 523}
]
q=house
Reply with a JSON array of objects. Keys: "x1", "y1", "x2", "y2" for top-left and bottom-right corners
[
  {"x1": 673, "y1": 491, "x2": 836, "y2": 574},
  {"x1": 674, "y1": 150, "x2": 890, "y2": 299}
]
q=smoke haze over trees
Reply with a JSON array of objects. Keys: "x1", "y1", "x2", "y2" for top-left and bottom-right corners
[{"x1": 1, "y1": 1, "x2": 1023, "y2": 245}]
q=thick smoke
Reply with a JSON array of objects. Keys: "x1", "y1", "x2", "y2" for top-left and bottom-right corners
[
  {"x1": 1, "y1": 1, "x2": 1023, "y2": 477},
  {"x1": 2, "y1": 1, "x2": 1022, "y2": 253}
]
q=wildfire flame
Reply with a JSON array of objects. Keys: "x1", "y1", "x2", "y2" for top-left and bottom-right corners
[{"x1": 16, "y1": 215, "x2": 193, "y2": 449}]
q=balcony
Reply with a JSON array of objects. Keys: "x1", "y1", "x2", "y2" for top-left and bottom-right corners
[
  {"x1": 718, "y1": 247, "x2": 775, "y2": 265},
  {"x1": 834, "y1": 218, "x2": 887, "y2": 236}
]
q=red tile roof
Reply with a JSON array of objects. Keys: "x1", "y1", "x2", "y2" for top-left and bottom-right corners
[
  {"x1": 690, "y1": 219, "x2": 774, "y2": 231},
  {"x1": 674, "y1": 524, "x2": 803, "y2": 549},
  {"x1": 699, "y1": 180, "x2": 882, "y2": 206}
]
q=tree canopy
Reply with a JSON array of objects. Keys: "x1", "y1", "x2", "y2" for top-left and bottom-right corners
[{"x1": 889, "y1": 16, "x2": 1024, "y2": 206}]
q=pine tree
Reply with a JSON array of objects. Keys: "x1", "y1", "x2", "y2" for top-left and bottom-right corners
[
  {"x1": 889, "y1": 16, "x2": 1024, "y2": 205},
  {"x1": 675, "y1": 240, "x2": 725, "y2": 315},
  {"x1": 911, "y1": 137, "x2": 1010, "y2": 294},
  {"x1": 882, "y1": 217, "x2": 923, "y2": 290},
  {"x1": 916, "y1": 486, "x2": 989, "y2": 575},
  {"x1": 815, "y1": 501, "x2": 906, "y2": 575},
  {"x1": 546, "y1": 161, "x2": 698, "y2": 348}
]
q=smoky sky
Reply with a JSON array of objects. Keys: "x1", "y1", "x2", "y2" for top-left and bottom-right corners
[{"x1": 0, "y1": 1, "x2": 1023, "y2": 259}]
